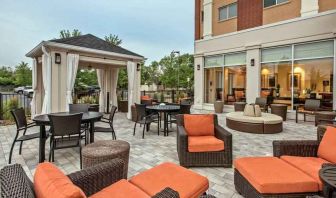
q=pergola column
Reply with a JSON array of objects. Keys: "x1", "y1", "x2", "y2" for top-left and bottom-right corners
[{"x1": 127, "y1": 61, "x2": 140, "y2": 119}]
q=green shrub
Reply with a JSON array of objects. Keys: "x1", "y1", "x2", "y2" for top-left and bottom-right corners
[
  {"x1": 3, "y1": 97, "x2": 19, "y2": 121},
  {"x1": 160, "y1": 93, "x2": 164, "y2": 102}
]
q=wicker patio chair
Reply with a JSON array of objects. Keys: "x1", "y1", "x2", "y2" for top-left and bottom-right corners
[
  {"x1": 176, "y1": 114, "x2": 232, "y2": 168},
  {"x1": 8, "y1": 108, "x2": 42, "y2": 164},
  {"x1": 48, "y1": 113, "x2": 83, "y2": 168},
  {"x1": 69, "y1": 103, "x2": 90, "y2": 144},
  {"x1": 133, "y1": 103, "x2": 158, "y2": 138},
  {"x1": 94, "y1": 106, "x2": 117, "y2": 140},
  {"x1": 295, "y1": 99, "x2": 321, "y2": 123},
  {"x1": 255, "y1": 97, "x2": 268, "y2": 112}
]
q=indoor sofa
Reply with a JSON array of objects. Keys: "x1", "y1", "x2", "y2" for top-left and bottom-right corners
[{"x1": 234, "y1": 125, "x2": 336, "y2": 198}]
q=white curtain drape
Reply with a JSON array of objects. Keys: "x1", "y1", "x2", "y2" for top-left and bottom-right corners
[
  {"x1": 97, "y1": 69, "x2": 105, "y2": 112},
  {"x1": 30, "y1": 58, "x2": 37, "y2": 117},
  {"x1": 41, "y1": 47, "x2": 52, "y2": 114},
  {"x1": 65, "y1": 54, "x2": 79, "y2": 111},
  {"x1": 127, "y1": 62, "x2": 137, "y2": 119},
  {"x1": 110, "y1": 68, "x2": 119, "y2": 108}
]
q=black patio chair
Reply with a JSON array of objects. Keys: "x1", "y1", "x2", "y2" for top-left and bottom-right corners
[
  {"x1": 8, "y1": 108, "x2": 42, "y2": 164},
  {"x1": 69, "y1": 104, "x2": 90, "y2": 144},
  {"x1": 133, "y1": 103, "x2": 158, "y2": 139},
  {"x1": 94, "y1": 106, "x2": 117, "y2": 140},
  {"x1": 48, "y1": 113, "x2": 83, "y2": 169}
]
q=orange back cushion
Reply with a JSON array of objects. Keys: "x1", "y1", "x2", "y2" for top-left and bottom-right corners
[
  {"x1": 318, "y1": 126, "x2": 336, "y2": 163},
  {"x1": 184, "y1": 114, "x2": 215, "y2": 136},
  {"x1": 141, "y1": 95, "x2": 150, "y2": 100},
  {"x1": 34, "y1": 162, "x2": 86, "y2": 198}
]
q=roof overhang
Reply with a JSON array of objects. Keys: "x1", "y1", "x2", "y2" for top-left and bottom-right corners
[{"x1": 26, "y1": 41, "x2": 145, "y2": 61}]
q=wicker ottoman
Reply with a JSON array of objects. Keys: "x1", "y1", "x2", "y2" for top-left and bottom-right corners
[
  {"x1": 315, "y1": 111, "x2": 336, "y2": 126},
  {"x1": 270, "y1": 104, "x2": 288, "y2": 121},
  {"x1": 234, "y1": 102, "x2": 246, "y2": 112},
  {"x1": 82, "y1": 140, "x2": 130, "y2": 178}
]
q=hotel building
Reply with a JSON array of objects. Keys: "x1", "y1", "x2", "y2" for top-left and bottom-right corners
[{"x1": 193, "y1": 0, "x2": 336, "y2": 111}]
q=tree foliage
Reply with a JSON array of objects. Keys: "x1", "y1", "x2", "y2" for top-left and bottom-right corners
[
  {"x1": 14, "y1": 62, "x2": 32, "y2": 86},
  {"x1": 60, "y1": 29, "x2": 82, "y2": 38},
  {"x1": 0, "y1": 66, "x2": 15, "y2": 85},
  {"x1": 104, "y1": 34, "x2": 122, "y2": 46}
]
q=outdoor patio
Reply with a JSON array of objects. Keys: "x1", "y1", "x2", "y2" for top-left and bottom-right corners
[{"x1": 0, "y1": 111, "x2": 318, "y2": 197}]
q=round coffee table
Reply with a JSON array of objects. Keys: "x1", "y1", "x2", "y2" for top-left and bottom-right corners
[
  {"x1": 315, "y1": 111, "x2": 336, "y2": 126},
  {"x1": 319, "y1": 166, "x2": 336, "y2": 198},
  {"x1": 82, "y1": 140, "x2": 130, "y2": 178}
]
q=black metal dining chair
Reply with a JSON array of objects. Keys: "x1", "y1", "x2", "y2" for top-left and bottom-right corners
[
  {"x1": 69, "y1": 104, "x2": 89, "y2": 144},
  {"x1": 94, "y1": 106, "x2": 117, "y2": 140},
  {"x1": 8, "y1": 108, "x2": 41, "y2": 164},
  {"x1": 48, "y1": 113, "x2": 83, "y2": 169},
  {"x1": 133, "y1": 104, "x2": 158, "y2": 139}
]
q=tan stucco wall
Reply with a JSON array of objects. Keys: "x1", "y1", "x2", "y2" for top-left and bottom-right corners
[
  {"x1": 212, "y1": 0, "x2": 237, "y2": 36},
  {"x1": 263, "y1": 0, "x2": 301, "y2": 25},
  {"x1": 319, "y1": 0, "x2": 336, "y2": 12}
]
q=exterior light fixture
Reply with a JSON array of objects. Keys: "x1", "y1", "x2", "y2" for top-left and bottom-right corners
[
  {"x1": 250, "y1": 59, "x2": 255, "y2": 67},
  {"x1": 197, "y1": 64, "x2": 200, "y2": 70},
  {"x1": 55, "y1": 53, "x2": 61, "y2": 64},
  {"x1": 137, "y1": 63, "x2": 141, "y2": 71}
]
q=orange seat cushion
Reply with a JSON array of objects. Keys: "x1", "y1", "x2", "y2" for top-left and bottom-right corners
[
  {"x1": 188, "y1": 136, "x2": 224, "y2": 152},
  {"x1": 318, "y1": 126, "x2": 336, "y2": 163},
  {"x1": 130, "y1": 162, "x2": 209, "y2": 198},
  {"x1": 34, "y1": 162, "x2": 86, "y2": 198},
  {"x1": 141, "y1": 95, "x2": 151, "y2": 100},
  {"x1": 90, "y1": 179, "x2": 149, "y2": 198},
  {"x1": 234, "y1": 157, "x2": 319, "y2": 194},
  {"x1": 280, "y1": 156, "x2": 329, "y2": 191},
  {"x1": 184, "y1": 114, "x2": 214, "y2": 136}
]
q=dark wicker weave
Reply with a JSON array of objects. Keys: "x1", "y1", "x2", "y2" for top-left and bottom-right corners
[
  {"x1": 295, "y1": 99, "x2": 321, "y2": 123},
  {"x1": 255, "y1": 97, "x2": 268, "y2": 112},
  {"x1": 0, "y1": 159, "x2": 185, "y2": 198},
  {"x1": 226, "y1": 119, "x2": 282, "y2": 134},
  {"x1": 315, "y1": 111, "x2": 336, "y2": 126},
  {"x1": 234, "y1": 102, "x2": 246, "y2": 112},
  {"x1": 176, "y1": 114, "x2": 232, "y2": 168}
]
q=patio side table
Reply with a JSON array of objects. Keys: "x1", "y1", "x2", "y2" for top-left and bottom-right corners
[
  {"x1": 315, "y1": 111, "x2": 336, "y2": 126},
  {"x1": 270, "y1": 104, "x2": 288, "y2": 121},
  {"x1": 82, "y1": 140, "x2": 130, "y2": 178},
  {"x1": 234, "y1": 102, "x2": 246, "y2": 112},
  {"x1": 319, "y1": 166, "x2": 336, "y2": 198}
]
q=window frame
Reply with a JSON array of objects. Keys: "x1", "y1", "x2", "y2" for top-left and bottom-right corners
[
  {"x1": 263, "y1": 0, "x2": 289, "y2": 8},
  {"x1": 218, "y1": 3, "x2": 237, "y2": 22}
]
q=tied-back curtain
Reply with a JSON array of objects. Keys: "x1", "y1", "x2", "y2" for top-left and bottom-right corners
[
  {"x1": 41, "y1": 47, "x2": 52, "y2": 114},
  {"x1": 110, "y1": 68, "x2": 119, "y2": 108},
  {"x1": 65, "y1": 54, "x2": 79, "y2": 111},
  {"x1": 97, "y1": 69, "x2": 105, "y2": 112},
  {"x1": 30, "y1": 58, "x2": 37, "y2": 117},
  {"x1": 127, "y1": 61, "x2": 137, "y2": 119}
]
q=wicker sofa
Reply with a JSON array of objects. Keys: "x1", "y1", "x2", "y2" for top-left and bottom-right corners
[
  {"x1": 234, "y1": 125, "x2": 335, "y2": 198},
  {"x1": 176, "y1": 114, "x2": 232, "y2": 168},
  {"x1": 0, "y1": 159, "x2": 215, "y2": 198}
]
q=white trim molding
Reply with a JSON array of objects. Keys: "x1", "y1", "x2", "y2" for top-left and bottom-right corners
[
  {"x1": 300, "y1": 0, "x2": 319, "y2": 17},
  {"x1": 203, "y1": 0, "x2": 213, "y2": 39}
]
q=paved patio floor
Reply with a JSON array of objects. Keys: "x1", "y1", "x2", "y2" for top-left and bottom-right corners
[{"x1": 0, "y1": 111, "x2": 318, "y2": 197}]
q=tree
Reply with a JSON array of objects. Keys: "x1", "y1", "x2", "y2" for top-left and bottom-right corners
[
  {"x1": 117, "y1": 68, "x2": 128, "y2": 89},
  {"x1": 104, "y1": 34, "x2": 122, "y2": 46},
  {"x1": 60, "y1": 29, "x2": 82, "y2": 38},
  {"x1": 0, "y1": 66, "x2": 15, "y2": 85},
  {"x1": 14, "y1": 62, "x2": 32, "y2": 86}
]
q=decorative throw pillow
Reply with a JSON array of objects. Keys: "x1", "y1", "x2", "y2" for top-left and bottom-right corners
[
  {"x1": 184, "y1": 114, "x2": 215, "y2": 136},
  {"x1": 34, "y1": 162, "x2": 86, "y2": 198},
  {"x1": 317, "y1": 126, "x2": 336, "y2": 163}
]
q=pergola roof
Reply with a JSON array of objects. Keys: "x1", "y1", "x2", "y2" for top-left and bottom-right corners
[{"x1": 26, "y1": 34, "x2": 144, "y2": 61}]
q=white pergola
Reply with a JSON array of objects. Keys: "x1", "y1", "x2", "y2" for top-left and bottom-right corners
[{"x1": 26, "y1": 34, "x2": 144, "y2": 119}]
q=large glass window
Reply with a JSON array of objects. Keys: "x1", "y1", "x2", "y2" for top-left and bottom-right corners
[
  {"x1": 219, "y1": 3, "x2": 237, "y2": 21},
  {"x1": 224, "y1": 66, "x2": 246, "y2": 104},
  {"x1": 261, "y1": 62, "x2": 292, "y2": 108},
  {"x1": 204, "y1": 67, "x2": 224, "y2": 103},
  {"x1": 261, "y1": 40, "x2": 334, "y2": 110},
  {"x1": 293, "y1": 58, "x2": 334, "y2": 110}
]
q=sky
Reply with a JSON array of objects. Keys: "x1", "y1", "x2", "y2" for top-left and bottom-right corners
[{"x1": 0, "y1": 0, "x2": 194, "y2": 67}]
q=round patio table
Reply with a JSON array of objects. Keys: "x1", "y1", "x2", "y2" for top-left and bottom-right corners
[
  {"x1": 319, "y1": 166, "x2": 336, "y2": 198},
  {"x1": 33, "y1": 111, "x2": 103, "y2": 163},
  {"x1": 146, "y1": 104, "x2": 180, "y2": 136}
]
